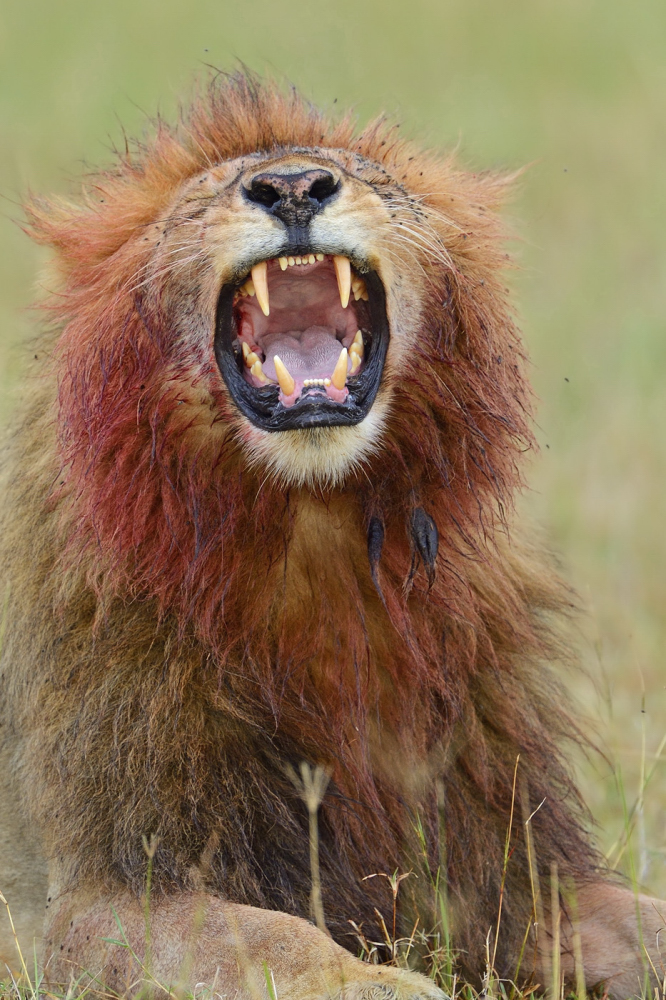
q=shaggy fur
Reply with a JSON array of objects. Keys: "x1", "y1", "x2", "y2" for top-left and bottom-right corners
[{"x1": 1, "y1": 73, "x2": 602, "y2": 984}]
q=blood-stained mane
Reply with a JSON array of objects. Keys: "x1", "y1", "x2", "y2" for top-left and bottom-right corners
[{"x1": 3, "y1": 72, "x2": 597, "y2": 979}]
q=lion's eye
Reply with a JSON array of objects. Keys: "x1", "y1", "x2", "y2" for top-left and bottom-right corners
[{"x1": 214, "y1": 252, "x2": 389, "y2": 433}]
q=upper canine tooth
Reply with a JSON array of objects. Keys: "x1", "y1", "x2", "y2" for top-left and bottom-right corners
[
  {"x1": 273, "y1": 355, "x2": 295, "y2": 396},
  {"x1": 251, "y1": 261, "x2": 270, "y2": 316},
  {"x1": 333, "y1": 256, "x2": 351, "y2": 309},
  {"x1": 331, "y1": 346, "x2": 349, "y2": 390}
]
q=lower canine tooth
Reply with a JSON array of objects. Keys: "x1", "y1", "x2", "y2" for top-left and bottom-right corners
[
  {"x1": 250, "y1": 359, "x2": 270, "y2": 384},
  {"x1": 331, "y1": 346, "x2": 349, "y2": 390},
  {"x1": 251, "y1": 261, "x2": 270, "y2": 316},
  {"x1": 273, "y1": 355, "x2": 295, "y2": 396},
  {"x1": 333, "y1": 256, "x2": 351, "y2": 309}
]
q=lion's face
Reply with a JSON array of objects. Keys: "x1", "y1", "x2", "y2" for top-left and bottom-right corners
[{"x1": 146, "y1": 148, "x2": 426, "y2": 488}]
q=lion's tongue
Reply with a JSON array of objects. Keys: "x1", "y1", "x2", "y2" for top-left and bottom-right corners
[{"x1": 261, "y1": 327, "x2": 343, "y2": 382}]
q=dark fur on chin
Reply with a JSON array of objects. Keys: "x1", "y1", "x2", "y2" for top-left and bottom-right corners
[{"x1": 0, "y1": 71, "x2": 600, "y2": 983}]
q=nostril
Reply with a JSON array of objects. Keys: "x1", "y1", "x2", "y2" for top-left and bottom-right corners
[
  {"x1": 246, "y1": 182, "x2": 281, "y2": 208},
  {"x1": 308, "y1": 175, "x2": 339, "y2": 204}
]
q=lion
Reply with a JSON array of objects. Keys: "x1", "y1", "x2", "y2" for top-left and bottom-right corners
[{"x1": 0, "y1": 72, "x2": 663, "y2": 999}]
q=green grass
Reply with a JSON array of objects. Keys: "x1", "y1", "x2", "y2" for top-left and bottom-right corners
[{"x1": 1, "y1": 0, "x2": 666, "y2": 993}]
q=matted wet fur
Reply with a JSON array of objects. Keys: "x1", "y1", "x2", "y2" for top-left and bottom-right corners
[{"x1": 0, "y1": 72, "x2": 663, "y2": 998}]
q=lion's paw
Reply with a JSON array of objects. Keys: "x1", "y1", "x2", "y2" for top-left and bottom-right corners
[
  {"x1": 292, "y1": 965, "x2": 448, "y2": 1000},
  {"x1": 334, "y1": 970, "x2": 448, "y2": 1000}
]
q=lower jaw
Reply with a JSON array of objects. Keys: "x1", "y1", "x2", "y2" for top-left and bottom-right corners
[{"x1": 240, "y1": 399, "x2": 389, "y2": 490}]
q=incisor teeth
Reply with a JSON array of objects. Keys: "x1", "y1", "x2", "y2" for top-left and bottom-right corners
[
  {"x1": 332, "y1": 346, "x2": 348, "y2": 390},
  {"x1": 250, "y1": 359, "x2": 270, "y2": 384},
  {"x1": 273, "y1": 355, "x2": 295, "y2": 396},
  {"x1": 288, "y1": 257, "x2": 295, "y2": 266},
  {"x1": 251, "y1": 261, "x2": 270, "y2": 316},
  {"x1": 316, "y1": 253, "x2": 324, "y2": 261},
  {"x1": 333, "y1": 256, "x2": 351, "y2": 309},
  {"x1": 279, "y1": 257, "x2": 288, "y2": 271}
]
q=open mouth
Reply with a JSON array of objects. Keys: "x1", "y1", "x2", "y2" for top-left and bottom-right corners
[{"x1": 214, "y1": 253, "x2": 389, "y2": 431}]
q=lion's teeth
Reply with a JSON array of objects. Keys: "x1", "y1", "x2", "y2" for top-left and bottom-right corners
[
  {"x1": 241, "y1": 342, "x2": 251, "y2": 362},
  {"x1": 250, "y1": 359, "x2": 270, "y2": 384},
  {"x1": 349, "y1": 331, "x2": 364, "y2": 372},
  {"x1": 333, "y1": 256, "x2": 351, "y2": 309},
  {"x1": 251, "y1": 262, "x2": 270, "y2": 316},
  {"x1": 245, "y1": 349, "x2": 260, "y2": 368},
  {"x1": 352, "y1": 277, "x2": 368, "y2": 301},
  {"x1": 273, "y1": 355, "x2": 295, "y2": 395},
  {"x1": 331, "y1": 346, "x2": 349, "y2": 390},
  {"x1": 316, "y1": 253, "x2": 324, "y2": 262},
  {"x1": 278, "y1": 257, "x2": 288, "y2": 271}
]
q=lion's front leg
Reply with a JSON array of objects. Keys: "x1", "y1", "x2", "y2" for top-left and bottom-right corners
[
  {"x1": 559, "y1": 882, "x2": 666, "y2": 999},
  {"x1": 43, "y1": 887, "x2": 445, "y2": 999}
]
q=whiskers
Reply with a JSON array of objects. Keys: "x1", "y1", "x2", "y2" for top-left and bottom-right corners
[
  {"x1": 383, "y1": 193, "x2": 458, "y2": 272},
  {"x1": 126, "y1": 210, "x2": 212, "y2": 295}
]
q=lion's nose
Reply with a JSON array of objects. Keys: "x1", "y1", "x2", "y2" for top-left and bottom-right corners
[{"x1": 243, "y1": 169, "x2": 339, "y2": 228}]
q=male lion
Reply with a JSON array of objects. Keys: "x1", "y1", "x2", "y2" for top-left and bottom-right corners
[{"x1": 0, "y1": 73, "x2": 663, "y2": 999}]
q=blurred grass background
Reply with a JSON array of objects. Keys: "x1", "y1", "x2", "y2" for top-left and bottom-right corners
[{"x1": 0, "y1": 0, "x2": 664, "y2": 894}]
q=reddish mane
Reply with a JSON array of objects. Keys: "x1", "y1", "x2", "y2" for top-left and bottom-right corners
[{"x1": 9, "y1": 72, "x2": 597, "y2": 977}]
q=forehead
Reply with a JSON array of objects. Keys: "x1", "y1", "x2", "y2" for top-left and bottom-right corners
[{"x1": 186, "y1": 146, "x2": 399, "y2": 196}]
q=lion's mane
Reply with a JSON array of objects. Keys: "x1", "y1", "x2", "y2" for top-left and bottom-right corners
[{"x1": 0, "y1": 73, "x2": 598, "y2": 979}]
